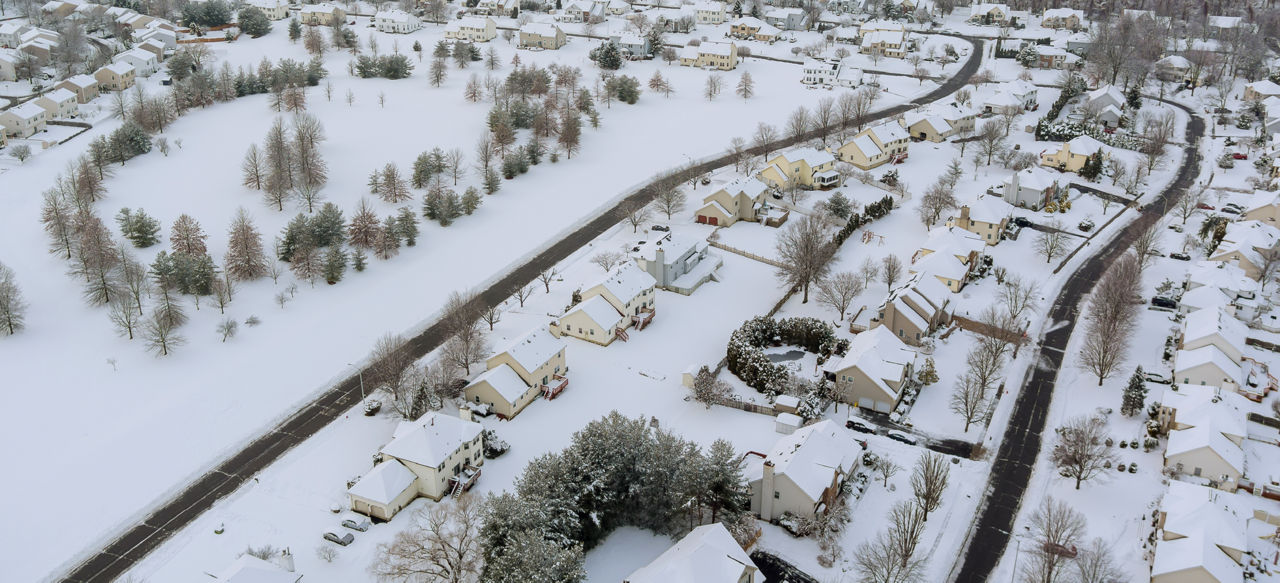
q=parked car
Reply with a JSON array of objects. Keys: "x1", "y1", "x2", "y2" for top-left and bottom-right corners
[
  {"x1": 1232, "y1": 152, "x2": 1248, "y2": 160},
  {"x1": 1151, "y1": 296, "x2": 1178, "y2": 309},
  {"x1": 1013, "y1": 216, "x2": 1034, "y2": 228},
  {"x1": 886, "y1": 430, "x2": 918, "y2": 445},
  {"x1": 1197, "y1": 203, "x2": 1215, "y2": 210},
  {"x1": 1167, "y1": 224, "x2": 1184, "y2": 233},
  {"x1": 323, "y1": 531, "x2": 354, "y2": 546},
  {"x1": 1144, "y1": 372, "x2": 1173, "y2": 385},
  {"x1": 846, "y1": 416, "x2": 875, "y2": 433},
  {"x1": 1169, "y1": 252, "x2": 1191, "y2": 261},
  {"x1": 362, "y1": 399, "x2": 382, "y2": 416},
  {"x1": 1103, "y1": 127, "x2": 1116, "y2": 134},
  {"x1": 1222, "y1": 207, "x2": 1241, "y2": 215},
  {"x1": 651, "y1": 224, "x2": 670, "y2": 231},
  {"x1": 1078, "y1": 219, "x2": 1095, "y2": 232},
  {"x1": 341, "y1": 517, "x2": 371, "y2": 532}
]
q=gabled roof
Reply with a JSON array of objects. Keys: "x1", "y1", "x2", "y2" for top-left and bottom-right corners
[
  {"x1": 963, "y1": 195, "x2": 1012, "y2": 224},
  {"x1": 866, "y1": 120, "x2": 908, "y2": 144},
  {"x1": 828, "y1": 327, "x2": 914, "y2": 394},
  {"x1": 1246, "y1": 80, "x2": 1280, "y2": 97},
  {"x1": 765, "y1": 420, "x2": 855, "y2": 502},
  {"x1": 859, "y1": 19, "x2": 904, "y2": 32},
  {"x1": 1180, "y1": 285, "x2": 1232, "y2": 313},
  {"x1": 100, "y1": 61, "x2": 134, "y2": 75},
  {"x1": 567, "y1": 294, "x2": 625, "y2": 330},
  {"x1": 380, "y1": 411, "x2": 482, "y2": 469},
  {"x1": 1175, "y1": 345, "x2": 1244, "y2": 386},
  {"x1": 1187, "y1": 260, "x2": 1258, "y2": 294},
  {"x1": 1161, "y1": 384, "x2": 1248, "y2": 441},
  {"x1": 1166, "y1": 423, "x2": 1245, "y2": 477},
  {"x1": 375, "y1": 9, "x2": 416, "y2": 22},
  {"x1": 521, "y1": 22, "x2": 562, "y2": 37},
  {"x1": 920, "y1": 225, "x2": 985, "y2": 259},
  {"x1": 212, "y1": 555, "x2": 303, "y2": 583},
  {"x1": 41, "y1": 87, "x2": 77, "y2": 103},
  {"x1": 497, "y1": 327, "x2": 565, "y2": 376},
  {"x1": 1151, "y1": 533, "x2": 1244, "y2": 583},
  {"x1": 903, "y1": 112, "x2": 952, "y2": 135},
  {"x1": 625, "y1": 523, "x2": 760, "y2": 583},
  {"x1": 1183, "y1": 308, "x2": 1247, "y2": 355},
  {"x1": 1065, "y1": 134, "x2": 1108, "y2": 154},
  {"x1": 468, "y1": 363, "x2": 530, "y2": 403},
  {"x1": 1042, "y1": 7, "x2": 1082, "y2": 19},
  {"x1": 732, "y1": 16, "x2": 767, "y2": 28},
  {"x1": 850, "y1": 135, "x2": 881, "y2": 158},
  {"x1": 1157, "y1": 55, "x2": 1192, "y2": 69},
  {"x1": 776, "y1": 147, "x2": 834, "y2": 168},
  {"x1": 1086, "y1": 84, "x2": 1125, "y2": 108},
  {"x1": 4, "y1": 101, "x2": 46, "y2": 120},
  {"x1": 595, "y1": 263, "x2": 657, "y2": 303},
  {"x1": 347, "y1": 459, "x2": 417, "y2": 505},
  {"x1": 1005, "y1": 167, "x2": 1057, "y2": 192},
  {"x1": 698, "y1": 41, "x2": 735, "y2": 56},
  {"x1": 1212, "y1": 220, "x2": 1280, "y2": 267}
]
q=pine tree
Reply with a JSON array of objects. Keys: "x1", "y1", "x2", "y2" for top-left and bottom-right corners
[
  {"x1": 290, "y1": 241, "x2": 321, "y2": 283},
  {"x1": 917, "y1": 357, "x2": 939, "y2": 385},
  {"x1": 278, "y1": 213, "x2": 311, "y2": 262},
  {"x1": 352, "y1": 247, "x2": 368, "y2": 272},
  {"x1": 288, "y1": 18, "x2": 301, "y2": 43},
  {"x1": 736, "y1": 71, "x2": 754, "y2": 99},
  {"x1": 1121, "y1": 366, "x2": 1148, "y2": 417},
  {"x1": 224, "y1": 208, "x2": 268, "y2": 280},
  {"x1": 367, "y1": 168, "x2": 383, "y2": 196},
  {"x1": 348, "y1": 199, "x2": 381, "y2": 249},
  {"x1": 483, "y1": 166, "x2": 502, "y2": 194},
  {"x1": 116, "y1": 208, "x2": 161, "y2": 247},
  {"x1": 322, "y1": 244, "x2": 347, "y2": 284},
  {"x1": 394, "y1": 207, "x2": 419, "y2": 246},
  {"x1": 461, "y1": 186, "x2": 483, "y2": 215},
  {"x1": 170, "y1": 214, "x2": 208, "y2": 256},
  {"x1": 310, "y1": 202, "x2": 346, "y2": 247},
  {"x1": 374, "y1": 216, "x2": 401, "y2": 259}
]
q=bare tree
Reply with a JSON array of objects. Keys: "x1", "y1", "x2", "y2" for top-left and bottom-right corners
[
  {"x1": 917, "y1": 182, "x2": 957, "y2": 227},
  {"x1": 241, "y1": 144, "x2": 265, "y2": 190},
  {"x1": 886, "y1": 501, "x2": 927, "y2": 567},
  {"x1": 1078, "y1": 253, "x2": 1140, "y2": 385},
  {"x1": 1257, "y1": 246, "x2": 1280, "y2": 292},
  {"x1": 108, "y1": 297, "x2": 141, "y2": 339},
  {"x1": 949, "y1": 372, "x2": 989, "y2": 432},
  {"x1": 1000, "y1": 276, "x2": 1039, "y2": 321},
  {"x1": 652, "y1": 183, "x2": 687, "y2": 220},
  {"x1": 1073, "y1": 538, "x2": 1124, "y2": 583},
  {"x1": 441, "y1": 291, "x2": 488, "y2": 374},
  {"x1": 1130, "y1": 221, "x2": 1161, "y2": 273},
  {"x1": 624, "y1": 204, "x2": 651, "y2": 233},
  {"x1": 873, "y1": 457, "x2": 902, "y2": 487},
  {"x1": 0, "y1": 262, "x2": 26, "y2": 336},
  {"x1": 1049, "y1": 415, "x2": 1116, "y2": 489},
  {"x1": 1141, "y1": 110, "x2": 1176, "y2": 172},
  {"x1": 217, "y1": 318, "x2": 238, "y2": 342},
  {"x1": 775, "y1": 214, "x2": 835, "y2": 303},
  {"x1": 910, "y1": 451, "x2": 950, "y2": 520},
  {"x1": 1034, "y1": 220, "x2": 1068, "y2": 263},
  {"x1": 858, "y1": 257, "x2": 879, "y2": 288},
  {"x1": 752, "y1": 122, "x2": 778, "y2": 160},
  {"x1": 480, "y1": 304, "x2": 501, "y2": 331},
  {"x1": 974, "y1": 120, "x2": 1007, "y2": 166},
  {"x1": 880, "y1": 255, "x2": 904, "y2": 289},
  {"x1": 514, "y1": 284, "x2": 535, "y2": 307},
  {"x1": 853, "y1": 529, "x2": 926, "y2": 583},
  {"x1": 368, "y1": 333, "x2": 418, "y2": 418},
  {"x1": 591, "y1": 251, "x2": 625, "y2": 272},
  {"x1": 537, "y1": 267, "x2": 559, "y2": 293},
  {"x1": 371, "y1": 495, "x2": 483, "y2": 583},
  {"x1": 1022, "y1": 497, "x2": 1087, "y2": 583},
  {"x1": 144, "y1": 308, "x2": 185, "y2": 356},
  {"x1": 816, "y1": 271, "x2": 864, "y2": 320},
  {"x1": 1173, "y1": 184, "x2": 1207, "y2": 225},
  {"x1": 786, "y1": 106, "x2": 810, "y2": 141}
]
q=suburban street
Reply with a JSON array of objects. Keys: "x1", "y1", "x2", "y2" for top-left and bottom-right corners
[
  {"x1": 59, "y1": 36, "x2": 985, "y2": 583},
  {"x1": 952, "y1": 102, "x2": 1206, "y2": 582}
]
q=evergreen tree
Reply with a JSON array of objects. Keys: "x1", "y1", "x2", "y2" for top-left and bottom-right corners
[
  {"x1": 347, "y1": 199, "x2": 382, "y2": 249},
  {"x1": 238, "y1": 7, "x2": 272, "y2": 38},
  {"x1": 288, "y1": 19, "x2": 302, "y2": 43},
  {"x1": 1125, "y1": 84, "x2": 1143, "y2": 110},
  {"x1": 590, "y1": 41, "x2": 623, "y2": 70},
  {"x1": 322, "y1": 244, "x2": 347, "y2": 284},
  {"x1": 278, "y1": 213, "x2": 311, "y2": 261},
  {"x1": 917, "y1": 357, "x2": 939, "y2": 385},
  {"x1": 1121, "y1": 366, "x2": 1148, "y2": 417},
  {"x1": 310, "y1": 202, "x2": 346, "y2": 247},
  {"x1": 483, "y1": 166, "x2": 502, "y2": 194},
  {"x1": 116, "y1": 208, "x2": 161, "y2": 248},
  {"x1": 824, "y1": 192, "x2": 853, "y2": 220},
  {"x1": 461, "y1": 186, "x2": 483, "y2": 215},
  {"x1": 394, "y1": 207, "x2": 419, "y2": 246},
  {"x1": 703, "y1": 439, "x2": 750, "y2": 523},
  {"x1": 352, "y1": 247, "x2": 368, "y2": 272},
  {"x1": 170, "y1": 214, "x2": 208, "y2": 256},
  {"x1": 433, "y1": 40, "x2": 450, "y2": 59},
  {"x1": 367, "y1": 168, "x2": 383, "y2": 196}
]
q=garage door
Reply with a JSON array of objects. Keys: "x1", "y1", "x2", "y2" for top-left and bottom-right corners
[{"x1": 708, "y1": 216, "x2": 718, "y2": 226}]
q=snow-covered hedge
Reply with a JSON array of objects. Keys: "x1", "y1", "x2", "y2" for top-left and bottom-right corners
[{"x1": 726, "y1": 316, "x2": 838, "y2": 395}]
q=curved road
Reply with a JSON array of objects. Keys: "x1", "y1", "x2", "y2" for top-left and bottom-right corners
[
  {"x1": 952, "y1": 101, "x2": 1205, "y2": 581},
  {"x1": 59, "y1": 37, "x2": 985, "y2": 583}
]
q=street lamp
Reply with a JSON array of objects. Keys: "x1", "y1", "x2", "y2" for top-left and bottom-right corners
[
  {"x1": 347, "y1": 363, "x2": 365, "y2": 400},
  {"x1": 992, "y1": 527, "x2": 1031, "y2": 583}
]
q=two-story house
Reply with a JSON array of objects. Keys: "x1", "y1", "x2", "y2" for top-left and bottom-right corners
[
  {"x1": 834, "y1": 121, "x2": 909, "y2": 169},
  {"x1": 695, "y1": 176, "x2": 770, "y2": 226}
]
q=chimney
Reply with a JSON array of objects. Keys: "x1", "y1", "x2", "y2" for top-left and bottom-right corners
[
  {"x1": 458, "y1": 406, "x2": 472, "y2": 423},
  {"x1": 761, "y1": 460, "x2": 776, "y2": 521},
  {"x1": 275, "y1": 548, "x2": 295, "y2": 573}
]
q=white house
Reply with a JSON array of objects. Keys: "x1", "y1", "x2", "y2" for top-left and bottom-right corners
[
  {"x1": 763, "y1": 7, "x2": 807, "y2": 31},
  {"x1": 0, "y1": 101, "x2": 48, "y2": 138},
  {"x1": 1151, "y1": 482, "x2": 1248, "y2": 583},
  {"x1": 1182, "y1": 308, "x2": 1247, "y2": 362},
  {"x1": 1175, "y1": 345, "x2": 1245, "y2": 393},
  {"x1": 745, "y1": 420, "x2": 856, "y2": 521},
  {"x1": 348, "y1": 410, "x2": 484, "y2": 521},
  {"x1": 1002, "y1": 167, "x2": 1059, "y2": 210},
  {"x1": 0, "y1": 50, "x2": 16, "y2": 82},
  {"x1": 444, "y1": 17, "x2": 497, "y2": 43},
  {"x1": 631, "y1": 232, "x2": 722, "y2": 295},
  {"x1": 246, "y1": 0, "x2": 289, "y2": 20},
  {"x1": 211, "y1": 555, "x2": 302, "y2": 583},
  {"x1": 34, "y1": 87, "x2": 78, "y2": 119},
  {"x1": 373, "y1": 10, "x2": 422, "y2": 34},
  {"x1": 624, "y1": 523, "x2": 761, "y2": 583},
  {"x1": 693, "y1": 1, "x2": 726, "y2": 25},
  {"x1": 113, "y1": 47, "x2": 158, "y2": 76},
  {"x1": 0, "y1": 22, "x2": 30, "y2": 48}
]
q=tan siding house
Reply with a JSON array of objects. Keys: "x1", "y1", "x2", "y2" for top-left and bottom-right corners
[
  {"x1": 695, "y1": 177, "x2": 769, "y2": 227},
  {"x1": 94, "y1": 62, "x2": 135, "y2": 91},
  {"x1": 519, "y1": 23, "x2": 566, "y2": 49}
]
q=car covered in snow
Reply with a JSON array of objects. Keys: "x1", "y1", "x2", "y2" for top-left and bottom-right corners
[
  {"x1": 341, "y1": 517, "x2": 371, "y2": 532},
  {"x1": 846, "y1": 416, "x2": 875, "y2": 433},
  {"x1": 323, "y1": 531, "x2": 354, "y2": 546}
]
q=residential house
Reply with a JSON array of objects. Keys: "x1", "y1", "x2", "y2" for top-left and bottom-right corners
[
  {"x1": 1082, "y1": 84, "x2": 1125, "y2": 126},
  {"x1": 445, "y1": 17, "x2": 498, "y2": 43},
  {"x1": 631, "y1": 232, "x2": 722, "y2": 295},
  {"x1": 347, "y1": 410, "x2": 484, "y2": 521},
  {"x1": 41, "y1": 0, "x2": 77, "y2": 19},
  {"x1": 858, "y1": 19, "x2": 904, "y2": 38},
  {"x1": 609, "y1": 33, "x2": 651, "y2": 58},
  {"x1": 678, "y1": 41, "x2": 737, "y2": 70},
  {"x1": 19, "y1": 35, "x2": 56, "y2": 66},
  {"x1": 116, "y1": 12, "x2": 154, "y2": 31},
  {"x1": 1039, "y1": 135, "x2": 1110, "y2": 173},
  {"x1": 1031, "y1": 45, "x2": 1079, "y2": 69},
  {"x1": 1164, "y1": 408, "x2": 1246, "y2": 485},
  {"x1": 556, "y1": 295, "x2": 628, "y2": 345},
  {"x1": 1005, "y1": 79, "x2": 1039, "y2": 110},
  {"x1": 73, "y1": 3, "x2": 108, "y2": 20},
  {"x1": 0, "y1": 22, "x2": 30, "y2": 48},
  {"x1": 624, "y1": 523, "x2": 761, "y2": 583},
  {"x1": 744, "y1": 420, "x2": 856, "y2": 520},
  {"x1": 374, "y1": 10, "x2": 422, "y2": 34},
  {"x1": 94, "y1": 62, "x2": 136, "y2": 91},
  {"x1": 246, "y1": 0, "x2": 290, "y2": 20},
  {"x1": 1175, "y1": 345, "x2": 1245, "y2": 393},
  {"x1": 1208, "y1": 220, "x2": 1280, "y2": 280},
  {"x1": 900, "y1": 111, "x2": 954, "y2": 142},
  {"x1": 465, "y1": 363, "x2": 542, "y2": 420},
  {"x1": 486, "y1": 327, "x2": 568, "y2": 390},
  {"x1": 211, "y1": 555, "x2": 302, "y2": 583},
  {"x1": 136, "y1": 27, "x2": 178, "y2": 51},
  {"x1": 1155, "y1": 55, "x2": 1193, "y2": 84},
  {"x1": 695, "y1": 176, "x2": 769, "y2": 226},
  {"x1": 557, "y1": 0, "x2": 595, "y2": 22},
  {"x1": 830, "y1": 25, "x2": 858, "y2": 44},
  {"x1": 474, "y1": 0, "x2": 519, "y2": 17},
  {"x1": 55, "y1": 74, "x2": 98, "y2": 103},
  {"x1": 801, "y1": 57, "x2": 861, "y2": 87},
  {"x1": 1064, "y1": 31, "x2": 1092, "y2": 53},
  {"x1": 860, "y1": 27, "x2": 906, "y2": 58},
  {"x1": 827, "y1": 327, "x2": 915, "y2": 412},
  {"x1": 1244, "y1": 80, "x2": 1280, "y2": 102},
  {"x1": 729, "y1": 17, "x2": 781, "y2": 42},
  {"x1": 910, "y1": 226, "x2": 985, "y2": 292},
  {"x1": 757, "y1": 148, "x2": 839, "y2": 189},
  {"x1": 299, "y1": 3, "x2": 346, "y2": 26},
  {"x1": 35, "y1": 87, "x2": 77, "y2": 119},
  {"x1": 1182, "y1": 308, "x2": 1247, "y2": 362},
  {"x1": 519, "y1": 23, "x2": 566, "y2": 50},
  {"x1": 763, "y1": 7, "x2": 806, "y2": 31},
  {"x1": 1151, "y1": 482, "x2": 1249, "y2": 583},
  {"x1": 0, "y1": 50, "x2": 15, "y2": 82},
  {"x1": 136, "y1": 38, "x2": 166, "y2": 61},
  {"x1": 1001, "y1": 167, "x2": 1059, "y2": 210},
  {"x1": 0, "y1": 101, "x2": 47, "y2": 138},
  {"x1": 113, "y1": 47, "x2": 158, "y2": 76},
  {"x1": 1243, "y1": 192, "x2": 1280, "y2": 223},
  {"x1": 945, "y1": 196, "x2": 1011, "y2": 245},
  {"x1": 1206, "y1": 15, "x2": 1244, "y2": 39},
  {"x1": 967, "y1": 3, "x2": 1010, "y2": 25},
  {"x1": 552, "y1": 263, "x2": 657, "y2": 345},
  {"x1": 693, "y1": 1, "x2": 726, "y2": 25},
  {"x1": 834, "y1": 121, "x2": 909, "y2": 170},
  {"x1": 869, "y1": 272, "x2": 952, "y2": 346},
  {"x1": 582, "y1": 262, "x2": 657, "y2": 319},
  {"x1": 1040, "y1": 7, "x2": 1082, "y2": 29}
]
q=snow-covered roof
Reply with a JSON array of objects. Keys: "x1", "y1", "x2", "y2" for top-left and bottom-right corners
[
  {"x1": 859, "y1": 19, "x2": 904, "y2": 33},
  {"x1": 713, "y1": 176, "x2": 768, "y2": 201},
  {"x1": 212, "y1": 555, "x2": 302, "y2": 583},
  {"x1": 5, "y1": 101, "x2": 46, "y2": 120},
  {"x1": 380, "y1": 411, "x2": 482, "y2": 469},
  {"x1": 1246, "y1": 80, "x2": 1280, "y2": 98},
  {"x1": 1180, "y1": 285, "x2": 1232, "y2": 313},
  {"x1": 984, "y1": 91, "x2": 1024, "y2": 110},
  {"x1": 596, "y1": 262, "x2": 657, "y2": 304},
  {"x1": 902, "y1": 112, "x2": 952, "y2": 135},
  {"x1": 692, "y1": 1, "x2": 723, "y2": 12},
  {"x1": 625, "y1": 523, "x2": 760, "y2": 583},
  {"x1": 679, "y1": 44, "x2": 700, "y2": 60},
  {"x1": 1175, "y1": 345, "x2": 1244, "y2": 386},
  {"x1": 300, "y1": 2, "x2": 342, "y2": 14},
  {"x1": 468, "y1": 363, "x2": 530, "y2": 404},
  {"x1": 347, "y1": 459, "x2": 417, "y2": 505},
  {"x1": 732, "y1": 16, "x2": 767, "y2": 28},
  {"x1": 963, "y1": 195, "x2": 1012, "y2": 224},
  {"x1": 912, "y1": 249, "x2": 967, "y2": 281},
  {"x1": 867, "y1": 120, "x2": 908, "y2": 144},
  {"x1": 116, "y1": 46, "x2": 156, "y2": 62},
  {"x1": 1161, "y1": 384, "x2": 1248, "y2": 440},
  {"x1": 1065, "y1": 134, "x2": 1107, "y2": 154},
  {"x1": 1151, "y1": 532, "x2": 1244, "y2": 582},
  {"x1": 828, "y1": 326, "x2": 914, "y2": 394},
  {"x1": 1042, "y1": 7, "x2": 1082, "y2": 19},
  {"x1": 1161, "y1": 481, "x2": 1251, "y2": 548},
  {"x1": 0, "y1": 22, "x2": 28, "y2": 35},
  {"x1": 765, "y1": 419, "x2": 855, "y2": 502},
  {"x1": 1166, "y1": 422, "x2": 1245, "y2": 475},
  {"x1": 1186, "y1": 260, "x2": 1258, "y2": 295},
  {"x1": 1005, "y1": 167, "x2": 1057, "y2": 192},
  {"x1": 698, "y1": 41, "x2": 735, "y2": 57},
  {"x1": 920, "y1": 226, "x2": 985, "y2": 260},
  {"x1": 60, "y1": 73, "x2": 96, "y2": 88},
  {"x1": 1157, "y1": 55, "x2": 1192, "y2": 69},
  {"x1": 969, "y1": 3, "x2": 1007, "y2": 17},
  {"x1": 246, "y1": 0, "x2": 288, "y2": 9},
  {"x1": 862, "y1": 29, "x2": 904, "y2": 46},
  {"x1": 568, "y1": 294, "x2": 625, "y2": 330},
  {"x1": 634, "y1": 232, "x2": 703, "y2": 264},
  {"x1": 375, "y1": 9, "x2": 415, "y2": 22},
  {"x1": 780, "y1": 147, "x2": 834, "y2": 168},
  {"x1": 496, "y1": 327, "x2": 565, "y2": 377},
  {"x1": 41, "y1": 88, "x2": 76, "y2": 103},
  {"x1": 1212, "y1": 220, "x2": 1280, "y2": 268},
  {"x1": 521, "y1": 22, "x2": 562, "y2": 37},
  {"x1": 1207, "y1": 15, "x2": 1242, "y2": 29},
  {"x1": 1086, "y1": 84, "x2": 1125, "y2": 108},
  {"x1": 1183, "y1": 308, "x2": 1247, "y2": 355},
  {"x1": 850, "y1": 135, "x2": 881, "y2": 158},
  {"x1": 100, "y1": 61, "x2": 134, "y2": 76}
]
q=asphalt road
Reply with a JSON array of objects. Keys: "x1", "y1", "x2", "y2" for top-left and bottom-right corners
[
  {"x1": 952, "y1": 103, "x2": 1205, "y2": 582},
  {"x1": 59, "y1": 38, "x2": 984, "y2": 583}
]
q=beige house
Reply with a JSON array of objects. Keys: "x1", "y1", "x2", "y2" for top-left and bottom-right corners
[
  {"x1": 553, "y1": 263, "x2": 657, "y2": 345},
  {"x1": 1181, "y1": 308, "x2": 1247, "y2": 362},
  {"x1": 910, "y1": 227, "x2": 985, "y2": 292},
  {"x1": 444, "y1": 17, "x2": 497, "y2": 43},
  {"x1": 1243, "y1": 193, "x2": 1280, "y2": 223},
  {"x1": 0, "y1": 51, "x2": 15, "y2": 82},
  {"x1": 55, "y1": 74, "x2": 98, "y2": 103},
  {"x1": 1243, "y1": 80, "x2": 1280, "y2": 102},
  {"x1": 834, "y1": 121, "x2": 909, "y2": 170},
  {"x1": 1175, "y1": 345, "x2": 1244, "y2": 393},
  {"x1": 1039, "y1": 135, "x2": 1109, "y2": 173},
  {"x1": 1040, "y1": 7, "x2": 1082, "y2": 29},
  {"x1": 519, "y1": 23, "x2": 566, "y2": 50},
  {"x1": 299, "y1": 3, "x2": 346, "y2": 26},
  {"x1": 35, "y1": 87, "x2": 77, "y2": 119},
  {"x1": 860, "y1": 28, "x2": 906, "y2": 58},
  {"x1": 899, "y1": 112, "x2": 953, "y2": 142},
  {"x1": 41, "y1": 0, "x2": 77, "y2": 19},
  {"x1": 967, "y1": 2, "x2": 1010, "y2": 25},
  {"x1": 211, "y1": 555, "x2": 302, "y2": 583},
  {"x1": 486, "y1": 327, "x2": 568, "y2": 390},
  {"x1": 870, "y1": 272, "x2": 951, "y2": 346},
  {"x1": 695, "y1": 177, "x2": 769, "y2": 227},
  {"x1": 745, "y1": 420, "x2": 856, "y2": 521},
  {"x1": 556, "y1": 295, "x2": 627, "y2": 345},
  {"x1": 1152, "y1": 481, "x2": 1249, "y2": 583},
  {"x1": 945, "y1": 196, "x2": 1011, "y2": 246},
  {"x1": 826, "y1": 326, "x2": 915, "y2": 412},
  {"x1": 625, "y1": 523, "x2": 761, "y2": 583},
  {"x1": 757, "y1": 148, "x2": 838, "y2": 189},
  {"x1": 729, "y1": 17, "x2": 780, "y2": 42},
  {"x1": 465, "y1": 364, "x2": 543, "y2": 420},
  {"x1": 678, "y1": 41, "x2": 738, "y2": 71},
  {"x1": 693, "y1": 1, "x2": 727, "y2": 24},
  {"x1": 348, "y1": 410, "x2": 484, "y2": 521},
  {"x1": 0, "y1": 101, "x2": 47, "y2": 138},
  {"x1": 1208, "y1": 220, "x2": 1280, "y2": 281},
  {"x1": 94, "y1": 62, "x2": 136, "y2": 91}
]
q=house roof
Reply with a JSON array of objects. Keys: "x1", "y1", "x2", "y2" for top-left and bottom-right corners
[
  {"x1": 468, "y1": 363, "x2": 530, "y2": 404},
  {"x1": 1150, "y1": 533, "x2": 1244, "y2": 582},
  {"x1": 828, "y1": 327, "x2": 914, "y2": 395},
  {"x1": 1183, "y1": 308, "x2": 1247, "y2": 356},
  {"x1": 5, "y1": 101, "x2": 46, "y2": 120},
  {"x1": 380, "y1": 411, "x2": 482, "y2": 469},
  {"x1": 765, "y1": 420, "x2": 856, "y2": 502},
  {"x1": 41, "y1": 87, "x2": 76, "y2": 103},
  {"x1": 903, "y1": 113, "x2": 952, "y2": 136},
  {"x1": 1006, "y1": 166, "x2": 1057, "y2": 192},
  {"x1": 634, "y1": 232, "x2": 704, "y2": 264},
  {"x1": 496, "y1": 327, "x2": 565, "y2": 377},
  {"x1": 862, "y1": 29, "x2": 904, "y2": 45},
  {"x1": 117, "y1": 47, "x2": 156, "y2": 62},
  {"x1": 1207, "y1": 15, "x2": 1242, "y2": 29},
  {"x1": 1212, "y1": 220, "x2": 1280, "y2": 268},
  {"x1": 699, "y1": 41, "x2": 735, "y2": 57},
  {"x1": 969, "y1": 3, "x2": 1008, "y2": 17},
  {"x1": 866, "y1": 120, "x2": 908, "y2": 144},
  {"x1": 1166, "y1": 423, "x2": 1245, "y2": 477},
  {"x1": 521, "y1": 22, "x2": 562, "y2": 37},
  {"x1": 1042, "y1": 7, "x2": 1082, "y2": 19},
  {"x1": 859, "y1": 19, "x2": 904, "y2": 32},
  {"x1": 984, "y1": 91, "x2": 1024, "y2": 110},
  {"x1": 1157, "y1": 55, "x2": 1192, "y2": 69},
  {"x1": 1161, "y1": 384, "x2": 1248, "y2": 441},
  {"x1": 212, "y1": 555, "x2": 302, "y2": 583},
  {"x1": 347, "y1": 459, "x2": 417, "y2": 505},
  {"x1": 1161, "y1": 481, "x2": 1251, "y2": 548},
  {"x1": 625, "y1": 523, "x2": 760, "y2": 583},
  {"x1": 1086, "y1": 84, "x2": 1125, "y2": 107},
  {"x1": 850, "y1": 135, "x2": 882, "y2": 158},
  {"x1": 713, "y1": 176, "x2": 768, "y2": 201},
  {"x1": 100, "y1": 61, "x2": 134, "y2": 75},
  {"x1": 921, "y1": 225, "x2": 986, "y2": 258},
  {"x1": 963, "y1": 195, "x2": 1012, "y2": 224},
  {"x1": 300, "y1": 2, "x2": 341, "y2": 13},
  {"x1": 1247, "y1": 80, "x2": 1280, "y2": 97},
  {"x1": 1065, "y1": 134, "x2": 1108, "y2": 154},
  {"x1": 596, "y1": 263, "x2": 657, "y2": 303},
  {"x1": 1175, "y1": 345, "x2": 1244, "y2": 386},
  {"x1": 568, "y1": 294, "x2": 625, "y2": 330},
  {"x1": 1180, "y1": 285, "x2": 1232, "y2": 312},
  {"x1": 1187, "y1": 260, "x2": 1258, "y2": 294},
  {"x1": 912, "y1": 249, "x2": 967, "y2": 281},
  {"x1": 779, "y1": 147, "x2": 835, "y2": 168},
  {"x1": 732, "y1": 16, "x2": 767, "y2": 28},
  {"x1": 375, "y1": 9, "x2": 416, "y2": 22}
]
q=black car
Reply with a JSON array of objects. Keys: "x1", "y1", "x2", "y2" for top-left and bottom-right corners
[
  {"x1": 1169, "y1": 252, "x2": 1190, "y2": 261},
  {"x1": 1013, "y1": 216, "x2": 1033, "y2": 228},
  {"x1": 846, "y1": 417, "x2": 874, "y2": 433},
  {"x1": 651, "y1": 224, "x2": 670, "y2": 232},
  {"x1": 1151, "y1": 296, "x2": 1178, "y2": 309}
]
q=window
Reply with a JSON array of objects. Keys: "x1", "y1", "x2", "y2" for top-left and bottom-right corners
[{"x1": 773, "y1": 491, "x2": 780, "y2": 499}]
